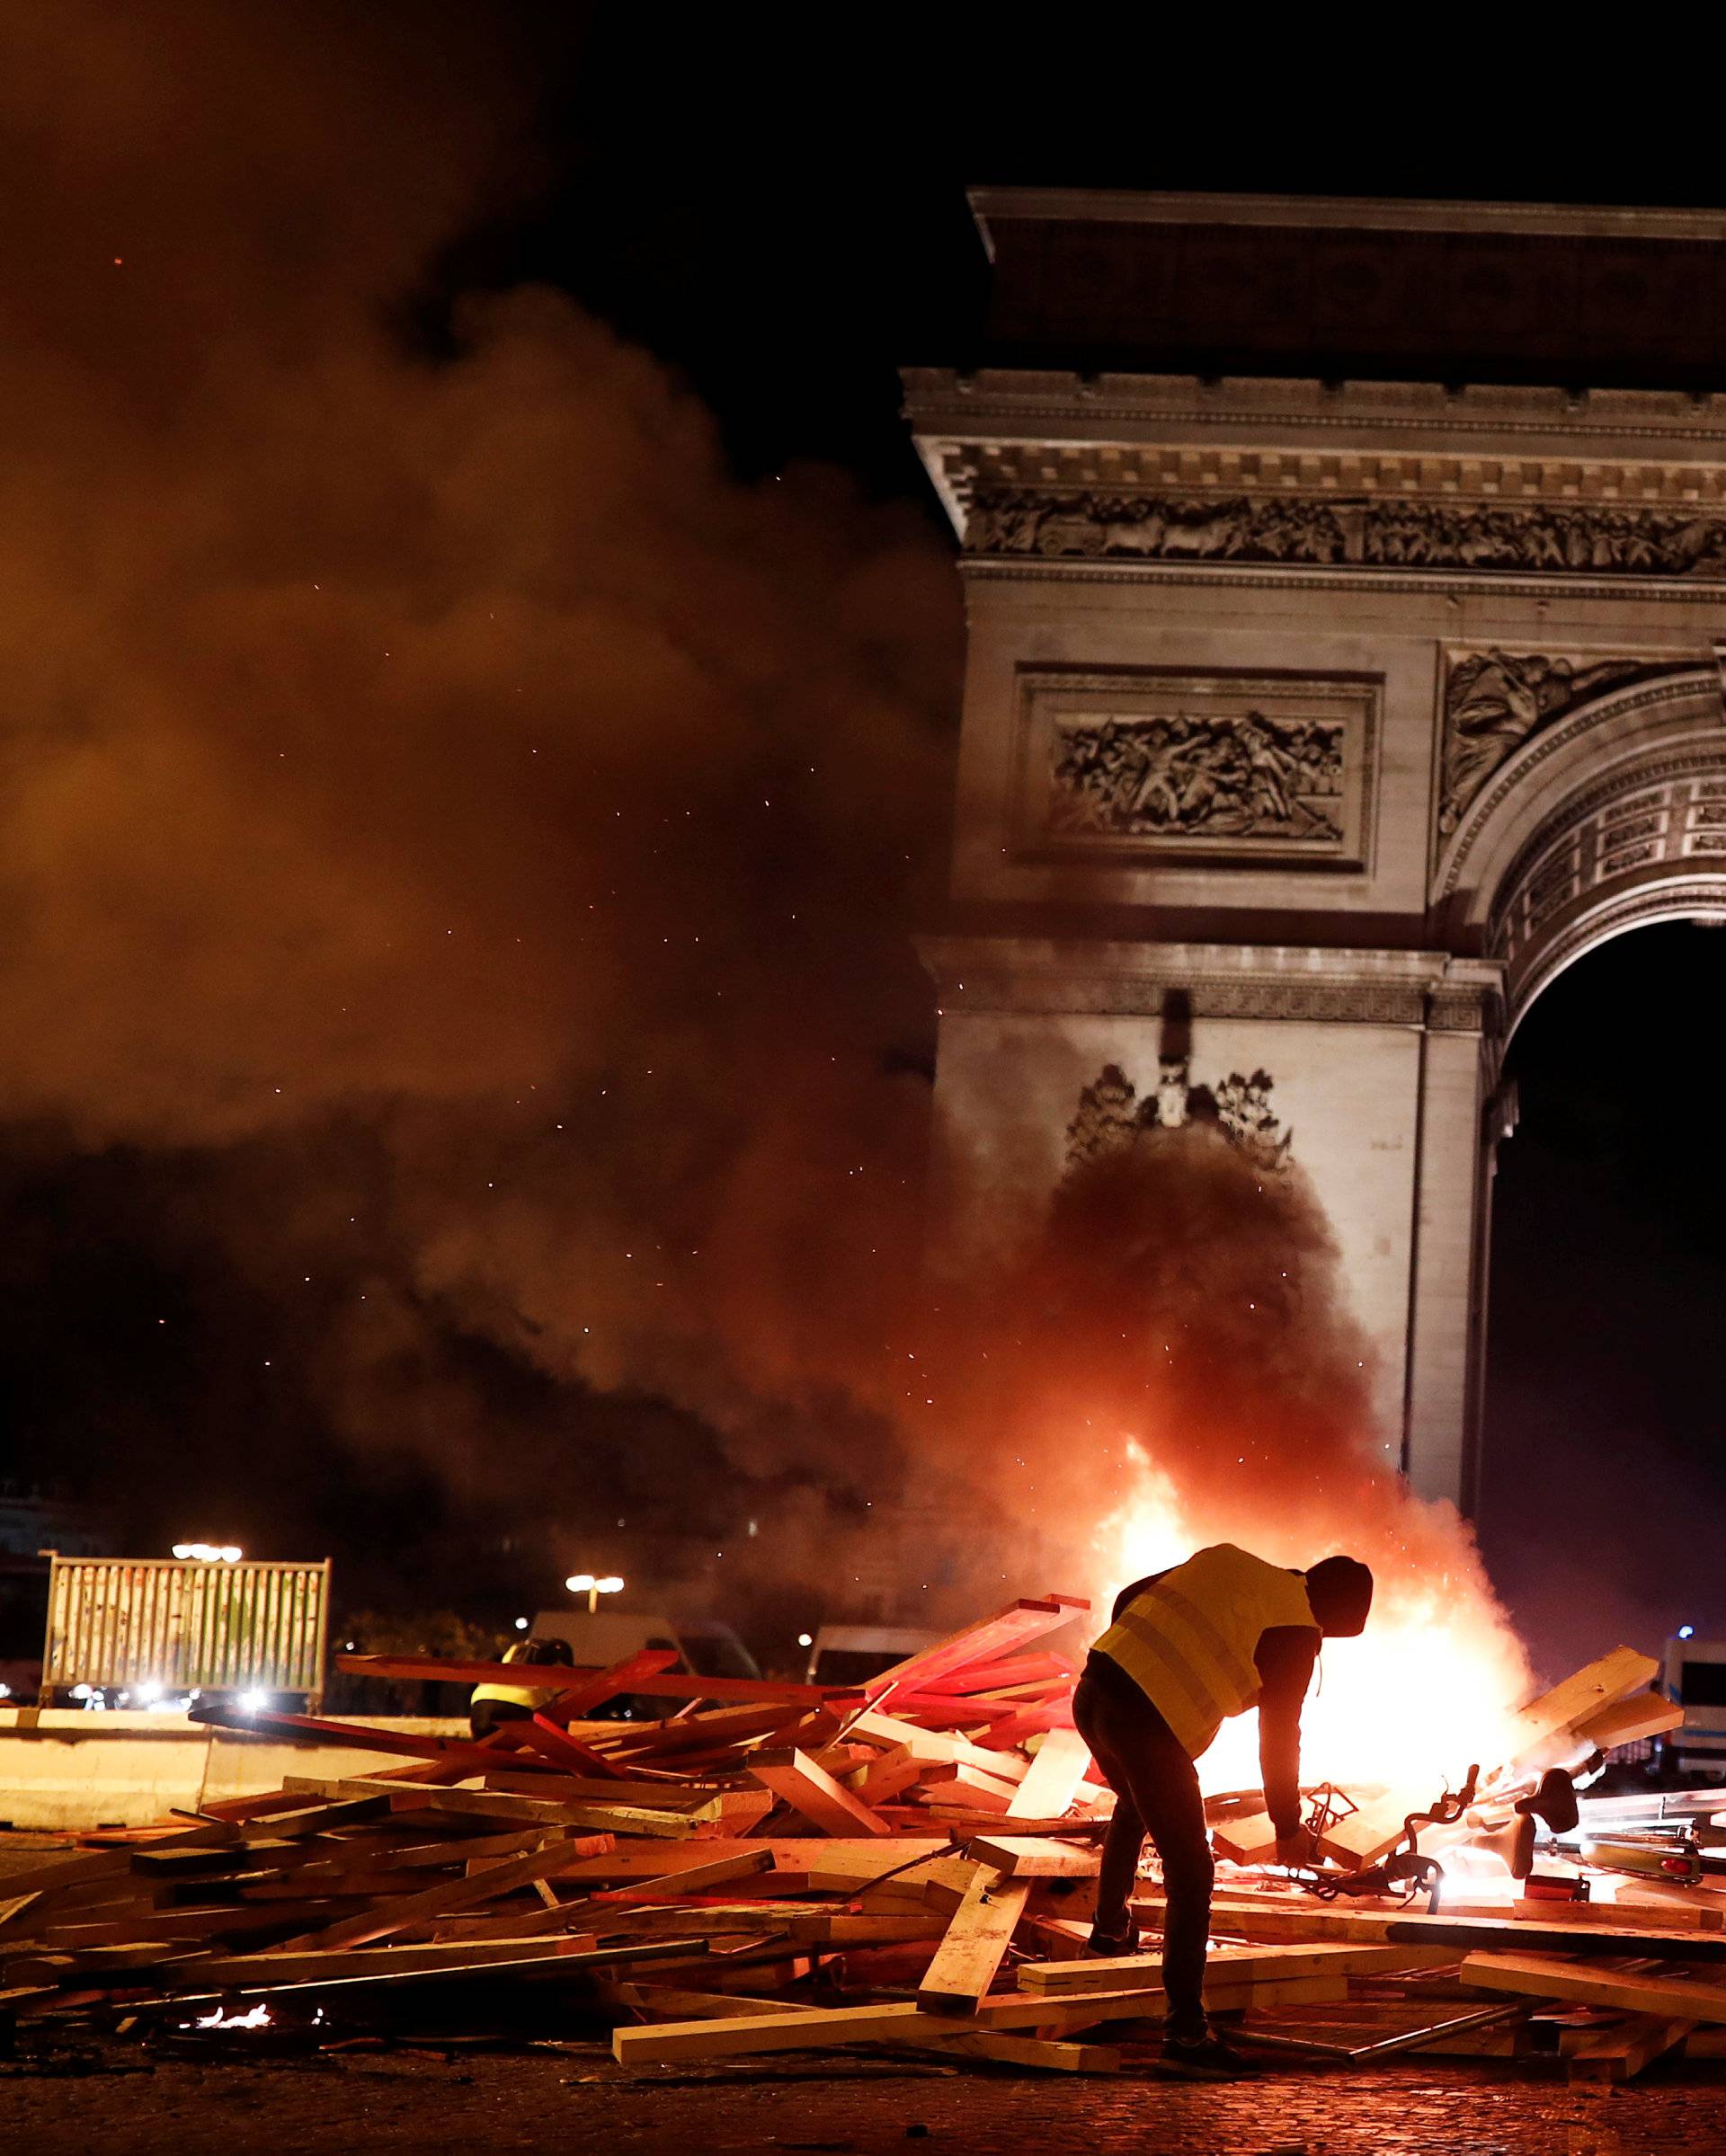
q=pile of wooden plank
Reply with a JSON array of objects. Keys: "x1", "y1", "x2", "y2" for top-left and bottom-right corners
[{"x1": 5, "y1": 1601, "x2": 1726, "y2": 2089}]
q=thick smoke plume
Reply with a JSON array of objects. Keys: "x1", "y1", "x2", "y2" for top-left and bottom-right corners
[{"x1": 1, "y1": 6, "x2": 1532, "y2": 1760}]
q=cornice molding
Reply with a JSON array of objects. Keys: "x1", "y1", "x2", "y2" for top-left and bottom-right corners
[
  {"x1": 962, "y1": 558, "x2": 1726, "y2": 604},
  {"x1": 920, "y1": 936, "x2": 1503, "y2": 1031}
]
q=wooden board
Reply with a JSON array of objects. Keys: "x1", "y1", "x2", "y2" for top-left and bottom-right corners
[
  {"x1": 612, "y1": 1970, "x2": 1345, "y2": 2066},
  {"x1": 1008, "y1": 1727, "x2": 1091, "y2": 1821},
  {"x1": 278, "y1": 1776, "x2": 678, "y2": 1838},
  {"x1": 900, "y1": 2029, "x2": 1118, "y2": 2072},
  {"x1": 1019, "y1": 1939, "x2": 1459, "y2": 1993},
  {"x1": 1566, "y1": 2013, "x2": 1694, "y2": 2083},
  {"x1": 1208, "y1": 1809, "x2": 1281, "y2": 1865},
  {"x1": 600, "y1": 1850, "x2": 777, "y2": 1904},
  {"x1": 966, "y1": 1835, "x2": 1098, "y2": 1881},
  {"x1": 748, "y1": 1750, "x2": 893, "y2": 1838},
  {"x1": 1499, "y1": 1648, "x2": 1661, "y2": 1772},
  {"x1": 1573, "y1": 1695, "x2": 1685, "y2": 1751},
  {"x1": 1461, "y1": 1951, "x2": 1726, "y2": 2026},
  {"x1": 1155, "y1": 1894, "x2": 1726, "y2": 1964},
  {"x1": 915, "y1": 1866, "x2": 1028, "y2": 2014},
  {"x1": 846, "y1": 1712, "x2": 1029, "y2": 1782},
  {"x1": 178, "y1": 1936, "x2": 603, "y2": 1986},
  {"x1": 867, "y1": 1599, "x2": 1084, "y2": 1699},
  {"x1": 336, "y1": 1653, "x2": 861, "y2": 1708},
  {"x1": 274, "y1": 1838, "x2": 593, "y2": 1952},
  {"x1": 556, "y1": 1838, "x2": 947, "y2": 1885},
  {"x1": 1313, "y1": 1786, "x2": 1433, "y2": 1871}
]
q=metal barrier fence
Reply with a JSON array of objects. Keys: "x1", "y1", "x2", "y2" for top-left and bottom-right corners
[{"x1": 40, "y1": 1552, "x2": 330, "y2": 1708}]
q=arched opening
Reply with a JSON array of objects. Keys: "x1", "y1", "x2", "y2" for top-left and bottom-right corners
[{"x1": 1475, "y1": 918, "x2": 1726, "y2": 1676}]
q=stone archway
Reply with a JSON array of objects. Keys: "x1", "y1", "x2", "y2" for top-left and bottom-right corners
[
  {"x1": 1441, "y1": 668, "x2": 1726, "y2": 1046},
  {"x1": 903, "y1": 194, "x2": 1726, "y2": 1518}
]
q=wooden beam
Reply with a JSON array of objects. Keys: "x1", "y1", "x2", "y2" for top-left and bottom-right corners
[
  {"x1": 1499, "y1": 1648, "x2": 1661, "y2": 1771},
  {"x1": 845, "y1": 1711, "x2": 1029, "y2": 1781},
  {"x1": 899, "y1": 2029, "x2": 1118, "y2": 2073},
  {"x1": 867, "y1": 1600, "x2": 1087, "y2": 1698},
  {"x1": 336, "y1": 1652, "x2": 862, "y2": 1708},
  {"x1": 181, "y1": 1936, "x2": 604, "y2": 1987},
  {"x1": 600, "y1": 1850, "x2": 778, "y2": 1904},
  {"x1": 1461, "y1": 1952, "x2": 1726, "y2": 2026},
  {"x1": 965, "y1": 1835, "x2": 1097, "y2": 1880},
  {"x1": 1148, "y1": 1894, "x2": 1726, "y2": 1964},
  {"x1": 915, "y1": 1866, "x2": 1029, "y2": 2014},
  {"x1": 1566, "y1": 2014, "x2": 1694, "y2": 2083},
  {"x1": 278, "y1": 1776, "x2": 680, "y2": 1838},
  {"x1": 274, "y1": 1838, "x2": 593, "y2": 1952},
  {"x1": 611, "y1": 1970, "x2": 1345, "y2": 2066},
  {"x1": 1573, "y1": 1695, "x2": 1685, "y2": 1751},
  {"x1": 748, "y1": 1750, "x2": 894, "y2": 1838},
  {"x1": 1019, "y1": 1939, "x2": 1457, "y2": 1993},
  {"x1": 1007, "y1": 1727, "x2": 1091, "y2": 1821}
]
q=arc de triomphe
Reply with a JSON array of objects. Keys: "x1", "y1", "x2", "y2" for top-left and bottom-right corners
[{"x1": 907, "y1": 191, "x2": 1726, "y2": 1512}]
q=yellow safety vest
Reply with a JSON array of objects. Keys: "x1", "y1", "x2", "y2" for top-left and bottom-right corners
[
  {"x1": 472, "y1": 1644, "x2": 554, "y2": 1715},
  {"x1": 1093, "y1": 1543, "x2": 1316, "y2": 1761}
]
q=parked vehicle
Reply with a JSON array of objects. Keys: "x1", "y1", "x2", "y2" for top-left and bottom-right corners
[
  {"x1": 1659, "y1": 1631, "x2": 1726, "y2": 1775},
  {"x1": 803, "y1": 1623, "x2": 939, "y2": 1689},
  {"x1": 529, "y1": 1608, "x2": 761, "y2": 1717}
]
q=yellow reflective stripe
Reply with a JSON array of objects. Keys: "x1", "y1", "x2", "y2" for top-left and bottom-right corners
[
  {"x1": 1144, "y1": 1582, "x2": 1259, "y2": 1700},
  {"x1": 1111, "y1": 1606, "x2": 1221, "y2": 1733}
]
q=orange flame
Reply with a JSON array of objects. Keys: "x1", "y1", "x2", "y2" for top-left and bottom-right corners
[{"x1": 1092, "y1": 1439, "x2": 1532, "y2": 1798}]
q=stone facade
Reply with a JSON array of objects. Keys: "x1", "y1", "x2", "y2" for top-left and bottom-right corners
[{"x1": 906, "y1": 192, "x2": 1726, "y2": 1513}]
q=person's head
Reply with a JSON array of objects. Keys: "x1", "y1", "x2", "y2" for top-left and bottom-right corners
[{"x1": 1303, "y1": 1555, "x2": 1375, "y2": 1637}]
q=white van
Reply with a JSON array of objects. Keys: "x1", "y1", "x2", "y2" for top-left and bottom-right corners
[{"x1": 803, "y1": 1623, "x2": 941, "y2": 1689}]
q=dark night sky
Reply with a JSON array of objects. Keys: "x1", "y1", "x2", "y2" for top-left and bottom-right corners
[{"x1": 3, "y1": 14, "x2": 1724, "y2": 1663}]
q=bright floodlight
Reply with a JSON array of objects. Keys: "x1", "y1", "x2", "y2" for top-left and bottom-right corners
[
  {"x1": 239, "y1": 1690, "x2": 267, "y2": 1711},
  {"x1": 565, "y1": 1573, "x2": 596, "y2": 1593},
  {"x1": 514, "y1": 1616, "x2": 529, "y2": 1630},
  {"x1": 220, "y1": 1545, "x2": 243, "y2": 1563},
  {"x1": 595, "y1": 1575, "x2": 625, "y2": 1595},
  {"x1": 1679, "y1": 1624, "x2": 1696, "y2": 1640},
  {"x1": 796, "y1": 1632, "x2": 813, "y2": 1649}
]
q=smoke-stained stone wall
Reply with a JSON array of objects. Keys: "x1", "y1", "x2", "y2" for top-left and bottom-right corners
[
  {"x1": 930, "y1": 1007, "x2": 1423, "y2": 1460},
  {"x1": 908, "y1": 191, "x2": 1726, "y2": 1513}
]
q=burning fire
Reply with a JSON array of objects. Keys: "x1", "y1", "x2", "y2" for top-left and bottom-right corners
[
  {"x1": 194, "y1": 2001, "x2": 271, "y2": 2030},
  {"x1": 1093, "y1": 1443, "x2": 1533, "y2": 1799}
]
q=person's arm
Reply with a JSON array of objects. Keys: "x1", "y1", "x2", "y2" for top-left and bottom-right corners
[
  {"x1": 1110, "y1": 1566, "x2": 1171, "y2": 1624},
  {"x1": 1255, "y1": 1627, "x2": 1320, "y2": 1847}
]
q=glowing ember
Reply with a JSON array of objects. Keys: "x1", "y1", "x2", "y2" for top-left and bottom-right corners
[{"x1": 1093, "y1": 1439, "x2": 1533, "y2": 1798}]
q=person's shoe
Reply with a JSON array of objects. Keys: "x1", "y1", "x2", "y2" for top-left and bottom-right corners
[
  {"x1": 1083, "y1": 1915, "x2": 1142, "y2": 1956},
  {"x1": 1157, "y1": 2030, "x2": 1264, "y2": 2080}
]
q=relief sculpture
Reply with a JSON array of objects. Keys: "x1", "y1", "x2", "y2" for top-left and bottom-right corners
[
  {"x1": 1051, "y1": 709, "x2": 1345, "y2": 843},
  {"x1": 1439, "y1": 650, "x2": 1650, "y2": 833},
  {"x1": 1065, "y1": 1058, "x2": 1292, "y2": 1175},
  {"x1": 966, "y1": 491, "x2": 1726, "y2": 580}
]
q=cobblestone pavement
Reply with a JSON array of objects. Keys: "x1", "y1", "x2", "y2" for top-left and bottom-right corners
[{"x1": 4, "y1": 2043, "x2": 1724, "y2": 2156}]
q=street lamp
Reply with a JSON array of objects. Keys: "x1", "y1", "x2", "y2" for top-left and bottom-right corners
[
  {"x1": 173, "y1": 1543, "x2": 243, "y2": 1563},
  {"x1": 565, "y1": 1572, "x2": 625, "y2": 1614}
]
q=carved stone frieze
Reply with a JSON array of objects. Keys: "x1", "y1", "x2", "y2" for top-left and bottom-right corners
[
  {"x1": 965, "y1": 489, "x2": 1726, "y2": 581},
  {"x1": 1065, "y1": 1057, "x2": 1293, "y2": 1176},
  {"x1": 1439, "y1": 651, "x2": 1654, "y2": 835},
  {"x1": 1050, "y1": 709, "x2": 1345, "y2": 845},
  {"x1": 1019, "y1": 668, "x2": 1375, "y2": 870}
]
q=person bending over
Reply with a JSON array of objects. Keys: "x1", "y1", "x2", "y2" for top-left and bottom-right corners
[{"x1": 1072, "y1": 1542, "x2": 1374, "y2": 2079}]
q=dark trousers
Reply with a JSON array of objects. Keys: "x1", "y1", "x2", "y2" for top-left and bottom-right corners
[{"x1": 1072, "y1": 1660, "x2": 1214, "y2": 2043}]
